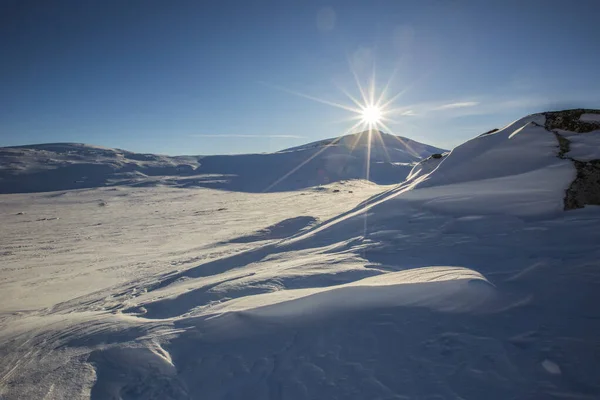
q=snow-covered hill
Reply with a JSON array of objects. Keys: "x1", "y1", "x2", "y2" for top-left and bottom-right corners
[
  {"x1": 280, "y1": 130, "x2": 443, "y2": 163},
  {"x1": 0, "y1": 143, "x2": 202, "y2": 194},
  {"x1": 1, "y1": 109, "x2": 600, "y2": 399},
  {"x1": 0, "y1": 132, "x2": 445, "y2": 194}
]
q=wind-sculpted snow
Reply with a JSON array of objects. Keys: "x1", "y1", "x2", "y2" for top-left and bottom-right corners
[
  {"x1": 414, "y1": 114, "x2": 565, "y2": 188},
  {"x1": 2, "y1": 111, "x2": 600, "y2": 399},
  {"x1": 405, "y1": 152, "x2": 447, "y2": 181},
  {"x1": 187, "y1": 267, "x2": 495, "y2": 340}
]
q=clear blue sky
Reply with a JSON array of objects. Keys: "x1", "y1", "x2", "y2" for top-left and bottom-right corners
[{"x1": 2, "y1": 0, "x2": 599, "y2": 155}]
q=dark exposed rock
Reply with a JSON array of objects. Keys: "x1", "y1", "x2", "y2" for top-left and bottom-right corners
[
  {"x1": 553, "y1": 133, "x2": 571, "y2": 159},
  {"x1": 431, "y1": 153, "x2": 444, "y2": 159},
  {"x1": 544, "y1": 109, "x2": 600, "y2": 133},
  {"x1": 564, "y1": 160, "x2": 600, "y2": 210},
  {"x1": 538, "y1": 109, "x2": 600, "y2": 210},
  {"x1": 479, "y1": 128, "x2": 499, "y2": 136}
]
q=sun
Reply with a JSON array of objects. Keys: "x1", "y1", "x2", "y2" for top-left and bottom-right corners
[
  {"x1": 361, "y1": 105, "x2": 382, "y2": 124},
  {"x1": 262, "y1": 67, "x2": 421, "y2": 192}
]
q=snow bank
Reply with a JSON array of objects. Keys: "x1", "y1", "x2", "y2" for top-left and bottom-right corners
[
  {"x1": 579, "y1": 113, "x2": 600, "y2": 123},
  {"x1": 563, "y1": 130, "x2": 600, "y2": 161},
  {"x1": 398, "y1": 163, "x2": 573, "y2": 216},
  {"x1": 369, "y1": 114, "x2": 576, "y2": 217},
  {"x1": 415, "y1": 114, "x2": 561, "y2": 188},
  {"x1": 195, "y1": 266, "x2": 494, "y2": 337},
  {"x1": 406, "y1": 153, "x2": 447, "y2": 181}
]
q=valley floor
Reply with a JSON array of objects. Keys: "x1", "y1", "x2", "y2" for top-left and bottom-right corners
[{"x1": 1, "y1": 180, "x2": 599, "y2": 399}]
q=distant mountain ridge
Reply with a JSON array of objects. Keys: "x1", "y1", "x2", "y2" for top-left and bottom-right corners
[
  {"x1": 281, "y1": 130, "x2": 444, "y2": 164},
  {"x1": 0, "y1": 132, "x2": 445, "y2": 194}
]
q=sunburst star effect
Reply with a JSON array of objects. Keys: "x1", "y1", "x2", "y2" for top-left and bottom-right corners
[{"x1": 262, "y1": 68, "x2": 420, "y2": 193}]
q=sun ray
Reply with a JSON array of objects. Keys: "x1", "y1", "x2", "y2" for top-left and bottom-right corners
[
  {"x1": 379, "y1": 71, "x2": 431, "y2": 110},
  {"x1": 368, "y1": 68, "x2": 376, "y2": 107},
  {"x1": 328, "y1": 114, "x2": 365, "y2": 125},
  {"x1": 348, "y1": 125, "x2": 368, "y2": 154},
  {"x1": 375, "y1": 67, "x2": 398, "y2": 108},
  {"x1": 382, "y1": 113, "x2": 421, "y2": 132},
  {"x1": 380, "y1": 116, "x2": 401, "y2": 124},
  {"x1": 379, "y1": 87, "x2": 411, "y2": 110},
  {"x1": 263, "y1": 119, "x2": 365, "y2": 192},
  {"x1": 384, "y1": 106, "x2": 415, "y2": 116},
  {"x1": 263, "y1": 65, "x2": 422, "y2": 192},
  {"x1": 364, "y1": 125, "x2": 374, "y2": 182},
  {"x1": 261, "y1": 82, "x2": 363, "y2": 114},
  {"x1": 371, "y1": 128, "x2": 392, "y2": 164},
  {"x1": 377, "y1": 120, "x2": 421, "y2": 159},
  {"x1": 347, "y1": 56, "x2": 370, "y2": 106},
  {"x1": 334, "y1": 82, "x2": 366, "y2": 110}
]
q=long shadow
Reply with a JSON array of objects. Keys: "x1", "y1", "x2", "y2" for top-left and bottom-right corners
[{"x1": 227, "y1": 216, "x2": 318, "y2": 244}]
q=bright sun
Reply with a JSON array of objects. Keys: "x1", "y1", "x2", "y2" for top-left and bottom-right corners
[
  {"x1": 263, "y1": 69, "x2": 419, "y2": 192},
  {"x1": 361, "y1": 105, "x2": 382, "y2": 124}
]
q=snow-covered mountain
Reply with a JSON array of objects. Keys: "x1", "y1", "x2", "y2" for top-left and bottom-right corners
[
  {"x1": 280, "y1": 130, "x2": 443, "y2": 162},
  {"x1": 0, "y1": 132, "x2": 445, "y2": 194},
  {"x1": 1, "y1": 109, "x2": 600, "y2": 400}
]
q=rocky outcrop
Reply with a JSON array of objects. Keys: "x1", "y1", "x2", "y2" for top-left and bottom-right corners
[
  {"x1": 564, "y1": 160, "x2": 600, "y2": 210},
  {"x1": 479, "y1": 128, "x2": 499, "y2": 137},
  {"x1": 553, "y1": 133, "x2": 571, "y2": 159},
  {"x1": 544, "y1": 109, "x2": 600, "y2": 133},
  {"x1": 542, "y1": 109, "x2": 600, "y2": 210}
]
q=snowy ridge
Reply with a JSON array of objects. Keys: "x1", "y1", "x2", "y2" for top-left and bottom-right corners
[
  {"x1": 387, "y1": 113, "x2": 575, "y2": 216},
  {"x1": 0, "y1": 132, "x2": 445, "y2": 194},
  {"x1": 193, "y1": 266, "x2": 494, "y2": 340},
  {"x1": 405, "y1": 152, "x2": 448, "y2": 181},
  {"x1": 416, "y1": 114, "x2": 558, "y2": 186},
  {"x1": 280, "y1": 130, "x2": 444, "y2": 163},
  {"x1": 1, "y1": 110, "x2": 600, "y2": 399}
]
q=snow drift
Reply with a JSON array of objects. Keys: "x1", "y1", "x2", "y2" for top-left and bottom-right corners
[
  {"x1": 193, "y1": 266, "x2": 495, "y2": 339},
  {"x1": 1, "y1": 109, "x2": 600, "y2": 400}
]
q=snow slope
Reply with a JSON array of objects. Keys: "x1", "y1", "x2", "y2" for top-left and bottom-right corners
[
  {"x1": 396, "y1": 115, "x2": 574, "y2": 216},
  {"x1": 0, "y1": 132, "x2": 445, "y2": 194},
  {"x1": 280, "y1": 130, "x2": 444, "y2": 163},
  {"x1": 1, "y1": 110, "x2": 600, "y2": 399}
]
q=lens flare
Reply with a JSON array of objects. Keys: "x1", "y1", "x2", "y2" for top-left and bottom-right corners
[{"x1": 262, "y1": 65, "x2": 421, "y2": 195}]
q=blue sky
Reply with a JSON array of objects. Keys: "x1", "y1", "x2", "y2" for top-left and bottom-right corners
[{"x1": 2, "y1": 0, "x2": 599, "y2": 155}]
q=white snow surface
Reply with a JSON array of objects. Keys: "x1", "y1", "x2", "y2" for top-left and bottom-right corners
[
  {"x1": 579, "y1": 113, "x2": 600, "y2": 123},
  {"x1": 0, "y1": 131, "x2": 445, "y2": 194},
  {"x1": 561, "y1": 129, "x2": 600, "y2": 161},
  {"x1": 280, "y1": 130, "x2": 443, "y2": 163},
  {"x1": 202, "y1": 266, "x2": 491, "y2": 321},
  {"x1": 2, "y1": 115, "x2": 600, "y2": 399},
  {"x1": 405, "y1": 153, "x2": 447, "y2": 182},
  {"x1": 414, "y1": 114, "x2": 560, "y2": 187}
]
